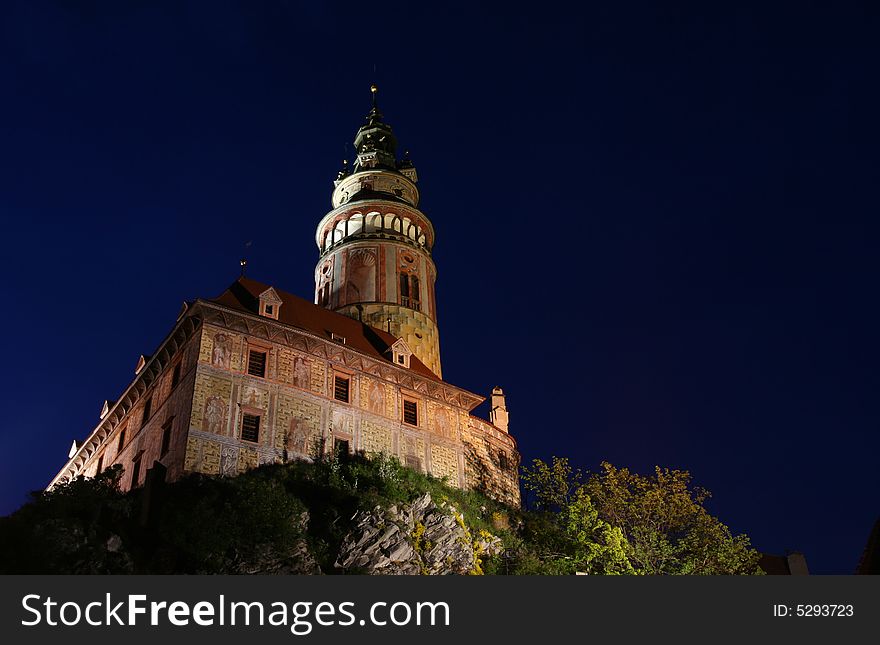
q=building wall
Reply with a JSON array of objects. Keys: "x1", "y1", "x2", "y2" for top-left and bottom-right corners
[
  {"x1": 461, "y1": 417, "x2": 521, "y2": 507},
  {"x1": 185, "y1": 319, "x2": 519, "y2": 505}
]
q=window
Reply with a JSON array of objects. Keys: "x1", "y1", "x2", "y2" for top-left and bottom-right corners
[
  {"x1": 258, "y1": 288, "x2": 282, "y2": 319},
  {"x1": 171, "y1": 362, "x2": 181, "y2": 389},
  {"x1": 241, "y1": 413, "x2": 260, "y2": 443},
  {"x1": 131, "y1": 454, "x2": 142, "y2": 488},
  {"x1": 117, "y1": 427, "x2": 126, "y2": 453},
  {"x1": 95, "y1": 454, "x2": 104, "y2": 476},
  {"x1": 390, "y1": 339, "x2": 412, "y2": 369},
  {"x1": 141, "y1": 395, "x2": 152, "y2": 427},
  {"x1": 161, "y1": 418, "x2": 173, "y2": 457},
  {"x1": 247, "y1": 349, "x2": 267, "y2": 377},
  {"x1": 400, "y1": 273, "x2": 421, "y2": 311},
  {"x1": 403, "y1": 399, "x2": 419, "y2": 426},
  {"x1": 334, "y1": 438, "x2": 350, "y2": 458},
  {"x1": 318, "y1": 282, "x2": 331, "y2": 307},
  {"x1": 334, "y1": 374, "x2": 350, "y2": 403}
]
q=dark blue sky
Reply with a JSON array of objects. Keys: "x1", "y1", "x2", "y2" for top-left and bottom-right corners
[{"x1": 1, "y1": 1, "x2": 877, "y2": 574}]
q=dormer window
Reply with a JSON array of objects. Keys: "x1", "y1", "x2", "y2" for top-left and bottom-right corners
[
  {"x1": 389, "y1": 339, "x2": 413, "y2": 369},
  {"x1": 258, "y1": 287, "x2": 282, "y2": 320}
]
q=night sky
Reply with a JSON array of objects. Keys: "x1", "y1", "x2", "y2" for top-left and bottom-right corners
[{"x1": 1, "y1": 1, "x2": 878, "y2": 574}]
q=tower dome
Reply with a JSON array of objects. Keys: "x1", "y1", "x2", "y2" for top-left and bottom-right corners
[{"x1": 314, "y1": 87, "x2": 442, "y2": 377}]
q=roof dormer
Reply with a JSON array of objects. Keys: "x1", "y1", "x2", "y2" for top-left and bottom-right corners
[
  {"x1": 388, "y1": 338, "x2": 413, "y2": 369},
  {"x1": 258, "y1": 287, "x2": 282, "y2": 320}
]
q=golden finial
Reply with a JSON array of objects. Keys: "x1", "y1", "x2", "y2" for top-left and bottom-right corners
[{"x1": 370, "y1": 84, "x2": 378, "y2": 94}]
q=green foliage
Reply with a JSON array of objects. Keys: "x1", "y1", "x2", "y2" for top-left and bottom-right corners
[
  {"x1": 0, "y1": 465, "x2": 134, "y2": 574},
  {"x1": 521, "y1": 456, "x2": 582, "y2": 511},
  {"x1": 584, "y1": 462, "x2": 763, "y2": 575},
  {"x1": 519, "y1": 458, "x2": 763, "y2": 575},
  {"x1": 523, "y1": 457, "x2": 761, "y2": 575},
  {"x1": 410, "y1": 522, "x2": 429, "y2": 575},
  {"x1": 152, "y1": 468, "x2": 307, "y2": 573},
  {"x1": 559, "y1": 488, "x2": 634, "y2": 574}
]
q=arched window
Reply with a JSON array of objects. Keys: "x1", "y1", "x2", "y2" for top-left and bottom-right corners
[
  {"x1": 366, "y1": 212, "x2": 382, "y2": 232},
  {"x1": 348, "y1": 213, "x2": 364, "y2": 236},
  {"x1": 399, "y1": 272, "x2": 421, "y2": 311},
  {"x1": 318, "y1": 282, "x2": 332, "y2": 307}
]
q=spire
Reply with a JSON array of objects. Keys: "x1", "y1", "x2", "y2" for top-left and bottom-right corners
[
  {"x1": 353, "y1": 84, "x2": 398, "y2": 171},
  {"x1": 367, "y1": 84, "x2": 381, "y2": 124}
]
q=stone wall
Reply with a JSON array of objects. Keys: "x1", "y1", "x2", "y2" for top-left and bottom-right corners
[{"x1": 461, "y1": 416, "x2": 521, "y2": 507}]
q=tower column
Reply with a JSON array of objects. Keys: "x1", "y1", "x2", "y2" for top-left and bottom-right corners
[{"x1": 314, "y1": 86, "x2": 442, "y2": 377}]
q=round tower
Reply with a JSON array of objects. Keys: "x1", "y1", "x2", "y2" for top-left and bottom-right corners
[{"x1": 314, "y1": 86, "x2": 442, "y2": 377}]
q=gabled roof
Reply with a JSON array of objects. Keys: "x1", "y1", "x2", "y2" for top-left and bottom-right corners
[
  {"x1": 258, "y1": 286, "x2": 283, "y2": 304},
  {"x1": 208, "y1": 276, "x2": 440, "y2": 380},
  {"x1": 390, "y1": 338, "x2": 413, "y2": 356}
]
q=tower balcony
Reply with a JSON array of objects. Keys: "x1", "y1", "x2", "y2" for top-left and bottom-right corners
[{"x1": 316, "y1": 202, "x2": 435, "y2": 257}]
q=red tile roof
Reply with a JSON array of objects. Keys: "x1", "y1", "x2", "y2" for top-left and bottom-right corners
[{"x1": 207, "y1": 276, "x2": 441, "y2": 381}]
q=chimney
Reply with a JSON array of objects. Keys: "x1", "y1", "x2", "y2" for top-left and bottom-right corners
[{"x1": 489, "y1": 386, "x2": 509, "y2": 433}]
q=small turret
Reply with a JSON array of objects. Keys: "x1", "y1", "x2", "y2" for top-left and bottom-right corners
[{"x1": 490, "y1": 386, "x2": 509, "y2": 432}]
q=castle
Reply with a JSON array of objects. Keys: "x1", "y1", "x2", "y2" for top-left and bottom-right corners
[{"x1": 49, "y1": 87, "x2": 521, "y2": 506}]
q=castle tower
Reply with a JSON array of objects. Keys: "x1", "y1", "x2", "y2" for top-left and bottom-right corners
[{"x1": 314, "y1": 86, "x2": 442, "y2": 377}]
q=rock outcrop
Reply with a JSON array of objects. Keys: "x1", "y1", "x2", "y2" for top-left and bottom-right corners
[{"x1": 335, "y1": 493, "x2": 502, "y2": 575}]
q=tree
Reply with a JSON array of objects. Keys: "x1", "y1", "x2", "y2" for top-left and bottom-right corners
[
  {"x1": 521, "y1": 458, "x2": 764, "y2": 575},
  {"x1": 520, "y1": 456, "x2": 583, "y2": 511},
  {"x1": 559, "y1": 487, "x2": 634, "y2": 574},
  {"x1": 519, "y1": 457, "x2": 634, "y2": 574},
  {"x1": 584, "y1": 462, "x2": 763, "y2": 575}
]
